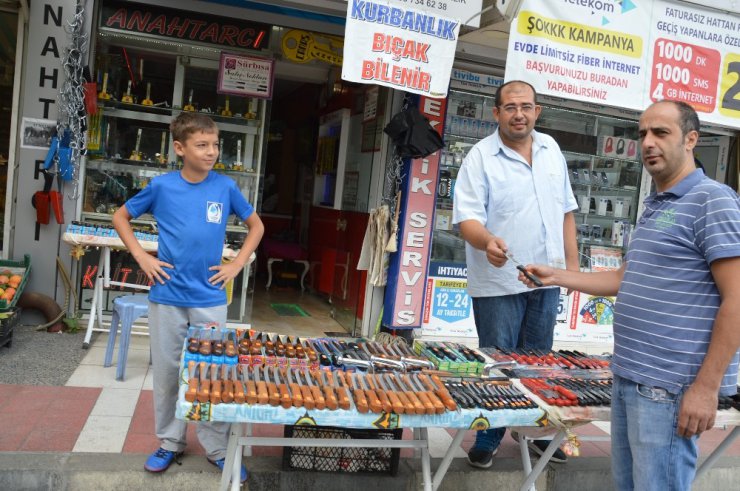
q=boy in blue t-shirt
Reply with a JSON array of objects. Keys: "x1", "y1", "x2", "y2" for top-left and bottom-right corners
[{"x1": 113, "y1": 112, "x2": 264, "y2": 482}]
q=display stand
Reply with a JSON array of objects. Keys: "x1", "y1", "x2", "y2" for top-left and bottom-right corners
[
  {"x1": 175, "y1": 382, "x2": 547, "y2": 491},
  {"x1": 62, "y1": 233, "x2": 250, "y2": 348}
]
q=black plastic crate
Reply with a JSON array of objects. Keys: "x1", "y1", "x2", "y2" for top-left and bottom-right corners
[
  {"x1": 282, "y1": 425, "x2": 403, "y2": 475},
  {"x1": 0, "y1": 308, "x2": 20, "y2": 349}
]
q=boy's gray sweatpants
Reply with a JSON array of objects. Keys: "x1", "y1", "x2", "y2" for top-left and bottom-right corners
[{"x1": 148, "y1": 301, "x2": 231, "y2": 460}]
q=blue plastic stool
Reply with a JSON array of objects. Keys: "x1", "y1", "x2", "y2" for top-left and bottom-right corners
[{"x1": 103, "y1": 294, "x2": 149, "y2": 381}]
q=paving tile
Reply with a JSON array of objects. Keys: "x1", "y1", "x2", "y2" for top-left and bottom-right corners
[
  {"x1": 251, "y1": 446, "x2": 283, "y2": 457},
  {"x1": 128, "y1": 390, "x2": 155, "y2": 435},
  {"x1": 55, "y1": 386, "x2": 102, "y2": 401},
  {"x1": 79, "y1": 346, "x2": 109, "y2": 366},
  {"x1": 142, "y1": 368, "x2": 154, "y2": 391},
  {"x1": 185, "y1": 424, "x2": 206, "y2": 455},
  {"x1": 0, "y1": 427, "x2": 29, "y2": 451},
  {"x1": 65, "y1": 364, "x2": 147, "y2": 390},
  {"x1": 122, "y1": 432, "x2": 159, "y2": 454},
  {"x1": 90, "y1": 387, "x2": 141, "y2": 417},
  {"x1": 21, "y1": 429, "x2": 80, "y2": 452},
  {"x1": 0, "y1": 384, "x2": 17, "y2": 399},
  {"x1": 427, "y1": 427, "x2": 466, "y2": 459},
  {"x1": 576, "y1": 441, "x2": 609, "y2": 458},
  {"x1": 592, "y1": 441, "x2": 612, "y2": 456},
  {"x1": 251, "y1": 424, "x2": 284, "y2": 437},
  {"x1": 35, "y1": 398, "x2": 96, "y2": 433},
  {"x1": 1, "y1": 394, "x2": 55, "y2": 414},
  {"x1": 1, "y1": 410, "x2": 42, "y2": 432},
  {"x1": 73, "y1": 415, "x2": 132, "y2": 453}
]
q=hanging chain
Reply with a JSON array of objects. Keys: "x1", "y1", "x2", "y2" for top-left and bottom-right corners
[
  {"x1": 57, "y1": 1, "x2": 88, "y2": 200},
  {"x1": 382, "y1": 94, "x2": 413, "y2": 218}
]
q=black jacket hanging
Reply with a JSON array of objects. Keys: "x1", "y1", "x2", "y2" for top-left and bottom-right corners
[{"x1": 384, "y1": 108, "x2": 444, "y2": 159}]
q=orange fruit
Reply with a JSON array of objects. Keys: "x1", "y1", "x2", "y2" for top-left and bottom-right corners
[
  {"x1": 0, "y1": 275, "x2": 8, "y2": 284},
  {"x1": 5, "y1": 287, "x2": 15, "y2": 296},
  {"x1": 7, "y1": 280, "x2": 18, "y2": 289},
  {"x1": 9, "y1": 275, "x2": 21, "y2": 283}
]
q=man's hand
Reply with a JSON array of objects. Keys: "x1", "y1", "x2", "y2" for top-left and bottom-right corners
[
  {"x1": 677, "y1": 383, "x2": 717, "y2": 438},
  {"x1": 518, "y1": 264, "x2": 557, "y2": 288},
  {"x1": 208, "y1": 261, "x2": 243, "y2": 289},
  {"x1": 485, "y1": 236, "x2": 509, "y2": 267},
  {"x1": 134, "y1": 252, "x2": 173, "y2": 285}
]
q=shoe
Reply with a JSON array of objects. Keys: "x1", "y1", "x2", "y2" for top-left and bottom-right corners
[
  {"x1": 208, "y1": 457, "x2": 248, "y2": 483},
  {"x1": 511, "y1": 431, "x2": 568, "y2": 463},
  {"x1": 466, "y1": 447, "x2": 499, "y2": 469},
  {"x1": 528, "y1": 439, "x2": 568, "y2": 463},
  {"x1": 144, "y1": 448, "x2": 183, "y2": 472}
]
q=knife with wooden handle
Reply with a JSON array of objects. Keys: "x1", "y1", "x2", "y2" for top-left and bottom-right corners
[
  {"x1": 378, "y1": 374, "x2": 404, "y2": 414},
  {"x1": 220, "y1": 365, "x2": 233, "y2": 404},
  {"x1": 402, "y1": 374, "x2": 434, "y2": 414},
  {"x1": 295, "y1": 369, "x2": 315, "y2": 410},
  {"x1": 275, "y1": 367, "x2": 292, "y2": 409},
  {"x1": 197, "y1": 362, "x2": 211, "y2": 403},
  {"x1": 233, "y1": 366, "x2": 246, "y2": 404},
  {"x1": 329, "y1": 371, "x2": 350, "y2": 410},
  {"x1": 343, "y1": 371, "x2": 368, "y2": 414},
  {"x1": 241, "y1": 366, "x2": 257, "y2": 404},
  {"x1": 411, "y1": 374, "x2": 445, "y2": 414},
  {"x1": 419, "y1": 374, "x2": 457, "y2": 411},
  {"x1": 316, "y1": 370, "x2": 338, "y2": 410},
  {"x1": 185, "y1": 361, "x2": 198, "y2": 403},
  {"x1": 303, "y1": 369, "x2": 325, "y2": 410},
  {"x1": 253, "y1": 366, "x2": 269, "y2": 405},
  {"x1": 285, "y1": 368, "x2": 303, "y2": 408},
  {"x1": 357, "y1": 373, "x2": 382, "y2": 413},
  {"x1": 365, "y1": 374, "x2": 392, "y2": 413},
  {"x1": 210, "y1": 363, "x2": 222, "y2": 404},
  {"x1": 392, "y1": 374, "x2": 424, "y2": 415},
  {"x1": 263, "y1": 366, "x2": 280, "y2": 407},
  {"x1": 384, "y1": 374, "x2": 415, "y2": 414}
]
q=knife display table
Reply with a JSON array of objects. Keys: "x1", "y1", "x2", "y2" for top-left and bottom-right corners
[{"x1": 176, "y1": 382, "x2": 547, "y2": 491}]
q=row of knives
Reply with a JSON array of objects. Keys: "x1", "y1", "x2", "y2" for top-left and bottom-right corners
[{"x1": 185, "y1": 361, "x2": 459, "y2": 414}]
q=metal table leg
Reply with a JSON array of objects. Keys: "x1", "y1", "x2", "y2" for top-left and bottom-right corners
[
  {"x1": 82, "y1": 249, "x2": 106, "y2": 348},
  {"x1": 431, "y1": 429, "x2": 467, "y2": 491},
  {"x1": 519, "y1": 430, "x2": 567, "y2": 491},
  {"x1": 418, "y1": 428, "x2": 432, "y2": 491},
  {"x1": 219, "y1": 423, "x2": 243, "y2": 491},
  {"x1": 695, "y1": 426, "x2": 740, "y2": 479}
]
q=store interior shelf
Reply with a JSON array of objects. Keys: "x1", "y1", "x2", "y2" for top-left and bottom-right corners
[
  {"x1": 102, "y1": 105, "x2": 261, "y2": 135},
  {"x1": 563, "y1": 149, "x2": 640, "y2": 166},
  {"x1": 572, "y1": 183, "x2": 638, "y2": 193},
  {"x1": 574, "y1": 212, "x2": 631, "y2": 220}
]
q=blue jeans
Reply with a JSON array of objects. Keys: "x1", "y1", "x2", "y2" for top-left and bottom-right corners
[
  {"x1": 471, "y1": 289, "x2": 560, "y2": 452},
  {"x1": 611, "y1": 374, "x2": 698, "y2": 491}
]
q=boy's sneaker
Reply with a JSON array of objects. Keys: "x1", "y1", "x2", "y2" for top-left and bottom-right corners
[
  {"x1": 528, "y1": 439, "x2": 568, "y2": 463},
  {"x1": 511, "y1": 431, "x2": 568, "y2": 463},
  {"x1": 208, "y1": 457, "x2": 248, "y2": 483},
  {"x1": 144, "y1": 448, "x2": 183, "y2": 472},
  {"x1": 466, "y1": 447, "x2": 499, "y2": 469}
]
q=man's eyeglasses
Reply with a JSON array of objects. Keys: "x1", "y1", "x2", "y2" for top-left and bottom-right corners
[{"x1": 499, "y1": 104, "x2": 538, "y2": 115}]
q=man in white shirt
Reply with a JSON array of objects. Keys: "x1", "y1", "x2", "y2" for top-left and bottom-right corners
[{"x1": 453, "y1": 80, "x2": 579, "y2": 467}]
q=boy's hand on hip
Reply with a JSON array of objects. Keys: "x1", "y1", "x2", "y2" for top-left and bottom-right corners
[
  {"x1": 136, "y1": 253, "x2": 172, "y2": 285},
  {"x1": 209, "y1": 261, "x2": 242, "y2": 289}
]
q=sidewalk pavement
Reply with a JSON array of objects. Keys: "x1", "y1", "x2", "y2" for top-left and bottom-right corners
[{"x1": 1, "y1": 332, "x2": 739, "y2": 490}]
